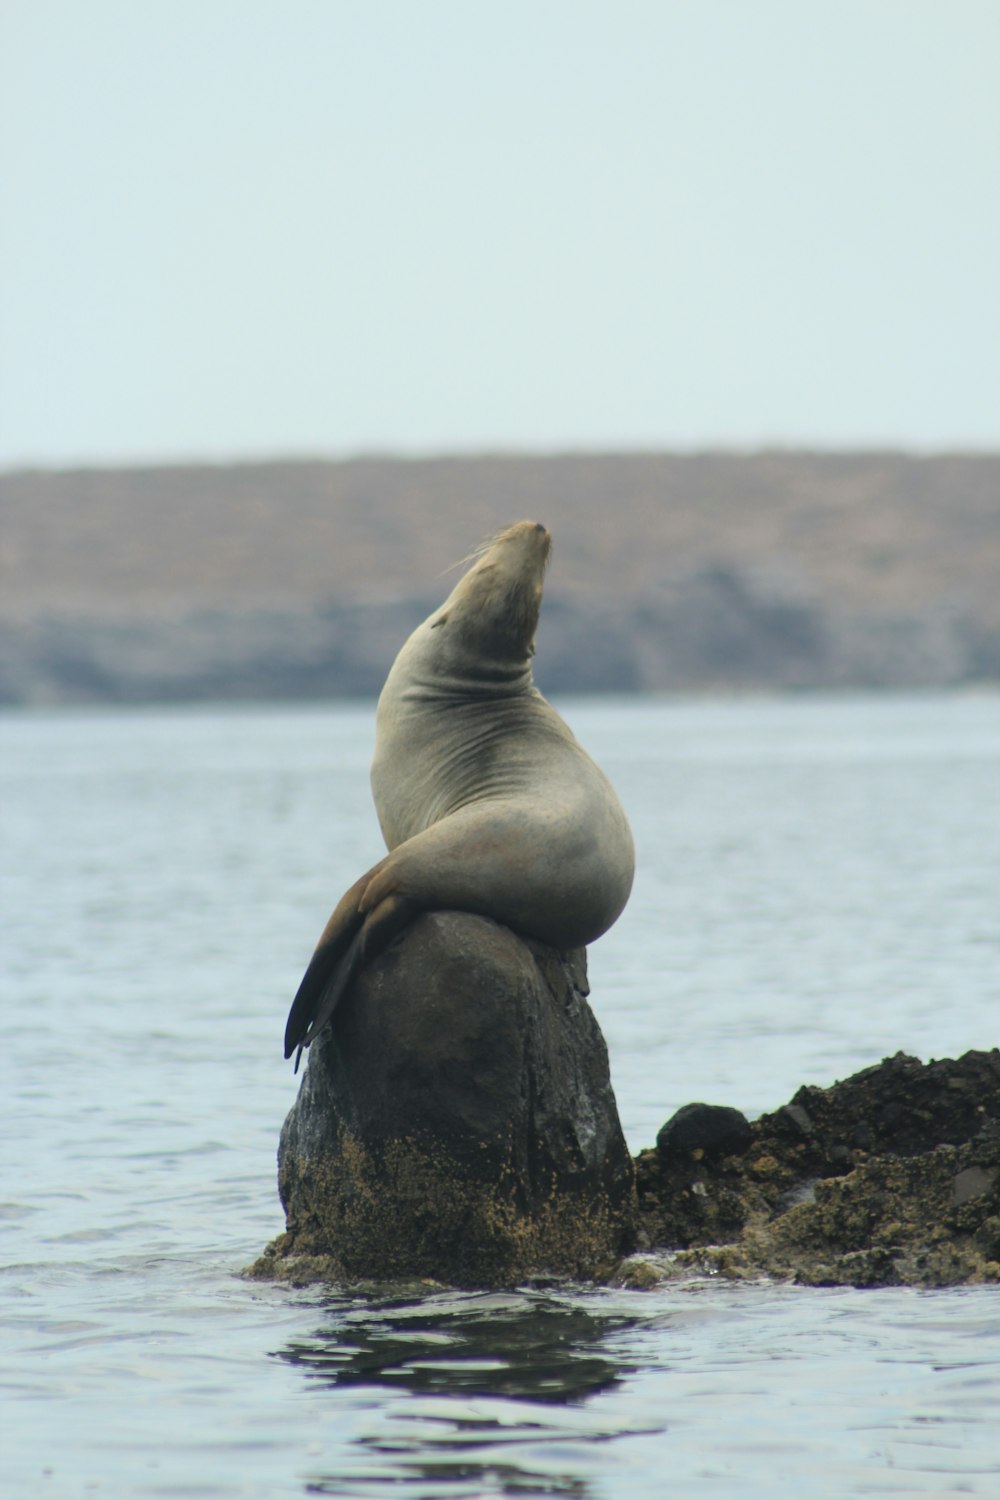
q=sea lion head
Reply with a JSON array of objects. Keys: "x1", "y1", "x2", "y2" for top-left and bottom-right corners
[{"x1": 432, "y1": 520, "x2": 552, "y2": 672}]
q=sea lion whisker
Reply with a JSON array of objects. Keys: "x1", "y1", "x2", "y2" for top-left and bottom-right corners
[{"x1": 443, "y1": 522, "x2": 552, "y2": 577}]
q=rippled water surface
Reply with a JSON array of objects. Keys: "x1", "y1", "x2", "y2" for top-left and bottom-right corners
[{"x1": 3, "y1": 695, "x2": 1000, "y2": 1497}]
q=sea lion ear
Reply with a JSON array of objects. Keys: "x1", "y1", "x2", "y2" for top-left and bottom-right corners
[
  {"x1": 527, "y1": 639, "x2": 536, "y2": 658},
  {"x1": 430, "y1": 613, "x2": 449, "y2": 630}
]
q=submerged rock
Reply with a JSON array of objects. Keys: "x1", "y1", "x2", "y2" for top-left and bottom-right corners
[
  {"x1": 250, "y1": 912, "x2": 636, "y2": 1287},
  {"x1": 634, "y1": 1050, "x2": 1000, "y2": 1288}
]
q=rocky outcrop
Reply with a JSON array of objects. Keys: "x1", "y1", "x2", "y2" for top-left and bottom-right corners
[
  {"x1": 250, "y1": 913, "x2": 637, "y2": 1287},
  {"x1": 249, "y1": 917, "x2": 1000, "y2": 1292},
  {"x1": 627, "y1": 1050, "x2": 1000, "y2": 1288}
]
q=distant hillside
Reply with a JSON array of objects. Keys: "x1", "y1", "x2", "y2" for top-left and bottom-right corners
[{"x1": 1, "y1": 452, "x2": 998, "y2": 703}]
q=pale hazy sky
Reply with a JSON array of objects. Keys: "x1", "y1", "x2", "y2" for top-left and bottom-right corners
[{"x1": 2, "y1": 0, "x2": 998, "y2": 468}]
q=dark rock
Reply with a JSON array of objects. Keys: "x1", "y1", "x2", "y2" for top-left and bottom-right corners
[
  {"x1": 656, "y1": 1103, "x2": 753, "y2": 1160},
  {"x1": 634, "y1": 1050, "x2": 1000, "y2": 1289},
  {"x1": 951, "y1": 1165, "x2": 997, "y2": 1209},
  {"x1": 250, "y1": 912, "x2": 636, "y2": 1287},
  {"x1": 777, "y1": 1103, "x2": 815, "y2": 1138},
  {"x1": 772, "y1": 1050, "x2": 1000, "y2": 1160}
]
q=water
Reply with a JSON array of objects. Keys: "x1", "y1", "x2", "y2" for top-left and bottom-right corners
[{"x1": 3, "y1": 693, "x2": 1000, "y2": 1497}]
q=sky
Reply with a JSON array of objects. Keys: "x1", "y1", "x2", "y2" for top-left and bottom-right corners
[{"x1": 2, "y1": 0, "x2": 998, "y2": 468}]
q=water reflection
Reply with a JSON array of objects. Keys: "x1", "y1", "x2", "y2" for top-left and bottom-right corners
[
  {"x1": 278, "y1": 1288, "x2": 636, "y2": 1401},
  {"x1": 275, "y1": 1288, "x2": 658, "y2": 1497},
  {"x1": 302, "y1": 1461, "x2": 590, "y2": 1499}
]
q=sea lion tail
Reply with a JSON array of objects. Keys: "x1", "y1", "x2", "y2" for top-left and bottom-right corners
[{"x1": 283, "y1": 868, "x2": 418, "y2": 1067}]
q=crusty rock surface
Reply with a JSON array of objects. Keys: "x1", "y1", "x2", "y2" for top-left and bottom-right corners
[{"x1": 627, "y1": 1050, "x2": 1000, "y2": 1288}]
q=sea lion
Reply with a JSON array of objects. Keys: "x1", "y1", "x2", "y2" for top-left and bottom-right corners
[{"x1": 283, "y1": 520, "x2": 635, "y2": 1066}]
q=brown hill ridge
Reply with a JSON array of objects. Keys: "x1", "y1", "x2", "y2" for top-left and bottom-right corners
[{"x1": 1, "y1": 451, "x2": 998, "y2": 702}]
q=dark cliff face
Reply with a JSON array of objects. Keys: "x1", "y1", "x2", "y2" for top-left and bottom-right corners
[
  {"x1": 4, "y1": 579, "x2": 998, "y2": 705},
  {"x1": 2, "y1": 451, "x2": 999, "y2": 703}
]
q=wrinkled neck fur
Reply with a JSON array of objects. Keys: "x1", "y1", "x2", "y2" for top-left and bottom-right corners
[{"x1": 407, "y1": 560, "x2": 541, "y2": 698}]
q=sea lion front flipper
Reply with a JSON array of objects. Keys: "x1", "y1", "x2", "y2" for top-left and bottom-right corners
[
  {"x1": 283, "y1": 868, "x2": 373, "y2": 1063},
  {"x1": 284, "y1": 868, "x2": 419, "y2": 1067},
  {"x1": 290, "y1": 890, "x2": 419, "y2": 1069},
  {"x1": 287, "y1": 925, "x2": 366, "y2": 1071}
]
